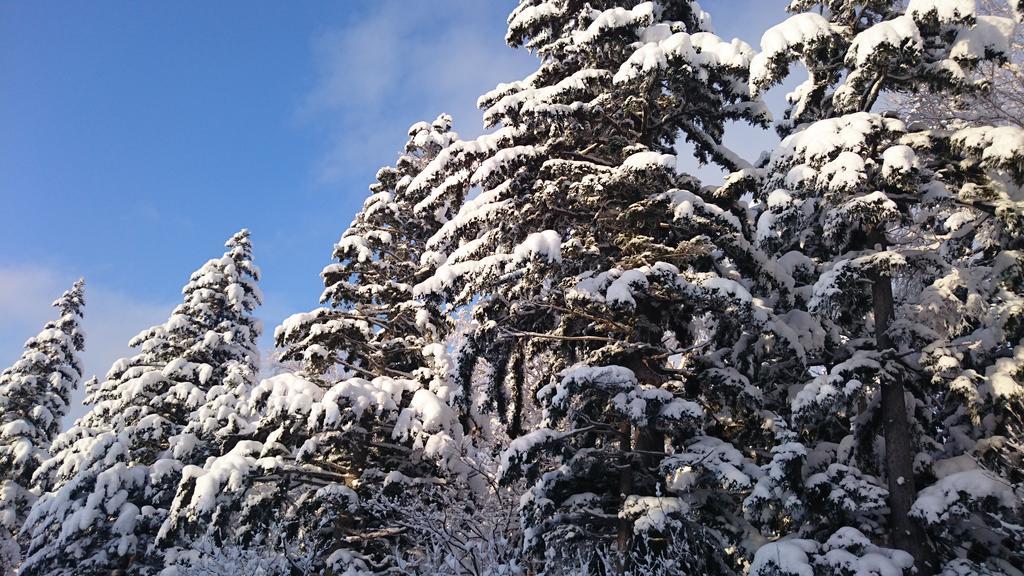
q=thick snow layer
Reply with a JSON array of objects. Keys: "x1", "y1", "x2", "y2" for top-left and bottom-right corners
[
  {"x1": 750, "y1": 12, "x2": 835, "y2": 92},
  {"x1": 658, "y1": 396, "x2": 703, "y2": 421},
  {"x1": 701, "y1": 276, "x2": 753, "y2": 303},
  {"x1": 951, "y1": 15, "x2": 1015, "y2": 61},
  {"x1": 483, "y1": 69, "x2": 609, "y2": 126},
  {"x1": 425, "y1": 182, "x2": 511, "y2": 251},
  {"x1": 606, "y1": 269, "x2": 649, "y2": 308},
  {"x1": 499, "y1": 428, "x2": 561, "y2": 478},
  {"x1": 907, "y1": 0, "x2": 977, "y2": 23},
  {"x1": 184, "y1": 441, "x2": 263, "y2": 515},
  {"x1": 572, "y1": 2, "x2": 658, "y2": 45},
  {"x1": 471, "y1": 145, "x2": 542, "y2": 187},
  {"x1": 750, "y1": 539, "x2": 818, "y2": 576},
  {"x1": 664, "y1": 436, "x2": 755, "y2": 492},
  {"x1": 569, "y1": 265, "x2": 684, "y2": 309},
  {"x1": 512, "y1": 230, "x2": 562, "y2": 263},
  {"x1": 0, "y1": 419, "x2": 34, "y2": 440},
  {"x1": 766, "y1": 189, "x2": 794, "y2": 209},
  {"x1": 911, "y1": 469, "x2": 1020, "y2": 523},
  {"x1": 832, "y1": 191, "x2": 900, "y2": 227},
  {"x1": 816, "y1": 151, "x2": 867, "y2": 192},
  {"x1": 881, "y1": 145, "x2": 917, "y2": 180},
  {"x1": 777, "y1": 251, "x2": 816, "y2": 277},
  {"x1": 251, "y1": 373, "x2": 323, "y2": 419},
  {"x1": 772, "y1": 113, "x2": 905, "y2": 166},
  {"x1": 507, "y1": 1, "x2": 561, "y2": 40},
  {"x1": 540, "y1": 365, "x2": 637, "y2": 409},
  {"x1": 665, "y1": 188, "x2": 743, "y2": 231},
  {"x1": 413, "y1": 254, "x2": 509, "y2": 297},
  {"x1": 952, "y1": 125, "x2": 1024, "y2": 167},
  {"x1": 983, "y1": 344, "x2": 1024, "y2": 399},
  {"x1": 611, "y1": 385, "x2": 701, "y2": 426},
  {"x1": 819, "y1": 528, "x2": 913, "y2": 575},
  {"x1": 750, "y1": 528, "x2": 913, "y2": 576},
  {"x1": 312, "y1": 377, "x2": 413, "y2": 427},
  {"x1": 614, "y1": 31, "x2": 754, "y2": 84},
  {"x1": 620, "y1": 496, "x2": 688, "y2": 534},
  {"x1": 407, "y1": 125, "x2": 522, "y2": 199},
  {"x1": 849, "y1": 15, "x2": 922, "y2": 68},
  {"x1": 387, "y1": 388, "x2": 463, "y2": 474},
  {"x1": 274, "y1": 308, "x2": 330, "y2": 345},
  {"x1": 778, "y1": 309, "x2": 827, "y2": 353},
  {"x1": 620, "y1": 151, "x2": 676, "y2": 172},
  {"x1": 401, "y1": 389, "x2": 458, "y2": 435},
  {"x1": 783, "y1": 164, "x2": 817, "y2": 188}
]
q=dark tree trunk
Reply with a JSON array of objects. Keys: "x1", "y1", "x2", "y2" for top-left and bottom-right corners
[
  {"x1": 617, "y1": 419, "x2": 633, "y2": 558},
  {"x1": 869, "y1": 228, "x2": 936, "y2": 576},
  {"x1": 616, "y1": 356, "x2": 669, "y2": 563}
]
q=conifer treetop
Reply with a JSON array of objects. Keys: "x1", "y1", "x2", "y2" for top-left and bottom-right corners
[
  {"x1": 21, "y1": 232, "x2": 262, "y2": 576},
  {"x1": 0, "y1": 279, "x2": 86, "y2": 574}
]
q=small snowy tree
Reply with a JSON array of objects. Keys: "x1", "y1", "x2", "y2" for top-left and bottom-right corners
[
  {"x1": 20, "y1": 231, "x2": 261, "y2": 576},
  {"x1": 159, "y1": 117, "x2": 473, "y2": 575},
  {"x1": 0, "y1": 280, "x2": 85, "y2": 574},
  {"x1": 748, "y1": 1, "x2": 1024, "y2": 573}
]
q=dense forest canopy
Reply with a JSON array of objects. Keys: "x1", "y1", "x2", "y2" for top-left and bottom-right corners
[{"x1": 1, "y1": 1, "x2": 1022, "y2": 575}]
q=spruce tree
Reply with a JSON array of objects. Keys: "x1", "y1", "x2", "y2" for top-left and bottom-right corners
[
  {"x1": 159, "y1": 117, "x2": 470, "y2": 574},
  {"x1": 0, "y1": 280, "x2": 85, "y2": 574},
  {"x1": 20, "y1": 231, "x2": 261, "y2": 576},
  {"x1": 747, "y1": 1, "x2": 1024, "y2": 573},
  {"x1": 405, "y1": 2, "x2": 807, "y2": 572}
]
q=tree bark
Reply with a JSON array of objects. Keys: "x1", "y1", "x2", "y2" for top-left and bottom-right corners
[
  {"x1": 869, "y1": 228, "x2": 936, "y2": 576},
  {"x1": 617, "y1": 419, "x2": 633, "y2": 558},
  {"x1": 617, "y1": 356, "x2": 669, "y2": 564}
]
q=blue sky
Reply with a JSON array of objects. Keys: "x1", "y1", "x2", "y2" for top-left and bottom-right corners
[{"x1": 0, "y1": 0, "x2": 789, "y2": 423}]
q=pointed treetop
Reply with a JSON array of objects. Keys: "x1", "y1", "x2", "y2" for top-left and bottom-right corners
[
  {"x1": 226, "y1": 228, "x2": 251, "y2": 249},
  {"x1": 42, "y1": 279, "x2": 86, "y2": 354},
  {"x1": 224, "y1": 229, "x2": 260, "y2": 283},
  {"x1": 51, "y1": 279, "x2": 85, "y2": 319}
]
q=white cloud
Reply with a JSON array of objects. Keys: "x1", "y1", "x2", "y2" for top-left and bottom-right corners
[
  {"x1": 297, "y1": 0, "x2": 795, "y2": 188},
  {"x1": 299, "y1": 0, "x2": 536, "y2": 183},
  {"x1": 0, "y1": 265, "x2": 173, "y2": 426}
]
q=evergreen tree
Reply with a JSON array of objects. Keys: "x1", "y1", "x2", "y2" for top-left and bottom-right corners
[
  {"x1": 747, "y1": 1, "x2": 1024, "y2": 573},
  {"x1": 170, "y1": 230, "x2": 263, "y2": 466},
  {"x1": 159, "y1": 117, "x2": 471, "y2": 575},
  {"x1": 0, "y1": 280, "x2": 85, "y2": 573},
  {"x1": 405, "y1": 1, "x2": 806, "y2": 572},
  {"x1": 10, "y1": 2, "x2": 1020, "y2": 574},
  {"x1": 20, "y1": 231, "x2": 261, "y2": 576}
]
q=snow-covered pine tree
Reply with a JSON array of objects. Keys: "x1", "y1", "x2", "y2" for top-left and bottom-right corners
[
  {"x1": 747, "y1": 1, "x2": 1024, "y2": 573},
  {"x1": 279, "y1": 114, "x2": 460, "y2": 381},
  {"x1": 159, "y1": 116, "x2": 472, "y2": 575},
  {"x1": 20, "y1": 231, "x2": 261, "y2": 576},
  {"x1": 405, "y1": 2, "x2": 809, "y2": 572},
  {"x1": 0, "y1": 280, "x2": 85, "y2": 574},
  {"x1": 168, "y1": 230, "x2": 263, "y2": 467}
]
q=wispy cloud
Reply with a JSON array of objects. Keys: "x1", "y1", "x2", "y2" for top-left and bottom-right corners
[
  {"x1": 298, "y1": 0, "x2": 535, "y2": 184},
  {"x1": 0, "y1": 265, "x2": 173, "y2": 425},
  {"x1": 298, "y1": 0, "x2": 793, "y2": 188}
]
